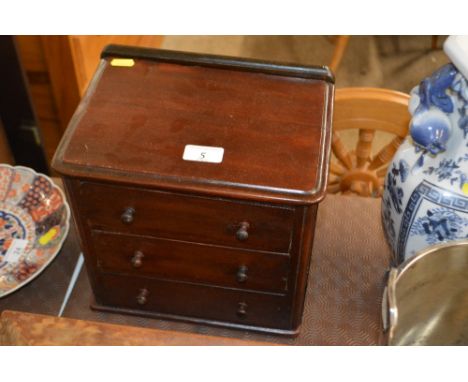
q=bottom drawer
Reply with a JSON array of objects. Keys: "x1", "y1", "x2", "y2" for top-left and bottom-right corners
[{"x1": 94, "y1": 273, "x2": 292, "y2": 331}]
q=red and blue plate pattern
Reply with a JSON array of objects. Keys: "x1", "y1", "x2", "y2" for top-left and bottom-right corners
[{"x1": 0, "y1": 164, "x2": 70, "y2": 297}]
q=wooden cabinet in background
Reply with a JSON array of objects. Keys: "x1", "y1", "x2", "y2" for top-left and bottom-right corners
[
  {"x1": 15, "y1": 36, "x2": 164, "y2": 167},
  {"x1": 0, "y1": 119, "x2": 13, "y2": 164},
  {"x1": 0, "y1": 36, "x2": 48, "y2": 171}
]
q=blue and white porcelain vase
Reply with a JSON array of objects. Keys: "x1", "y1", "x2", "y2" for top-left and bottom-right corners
[{"x1": 382, "y1": 36, "x2": 468, "y2": 264}]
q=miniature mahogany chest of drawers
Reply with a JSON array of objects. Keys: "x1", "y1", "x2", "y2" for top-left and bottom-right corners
[{"x1": 52, "y1": 45, "x2": 334, "y2": 335}]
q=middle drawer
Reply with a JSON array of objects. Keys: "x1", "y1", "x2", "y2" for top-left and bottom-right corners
[{"x1": 91, "y1": 230, "x2": 291, "y2": 294}]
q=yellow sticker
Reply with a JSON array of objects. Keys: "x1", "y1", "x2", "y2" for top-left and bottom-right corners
[
  {"x1": 110, "y1": 58, "x2": 135, "y2": 67},
  {"x1": 463, "y1": 183, "x2": 468, "y2": 195},
  {"x1": 39, "y1": 227, "x2": 58, "y2": 246}
]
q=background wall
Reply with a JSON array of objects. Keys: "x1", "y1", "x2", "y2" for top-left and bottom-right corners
[
  {"x1": 162, "y1": 36, "x2": 449, "y2": 91},
  {"x1": 3, "y1": 35, "x2": 450, "y2": 172}
]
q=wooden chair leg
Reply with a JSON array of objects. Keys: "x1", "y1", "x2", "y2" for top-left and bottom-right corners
[{"x1": 329, "y1": 35, "x2": 350, "y2": 73}]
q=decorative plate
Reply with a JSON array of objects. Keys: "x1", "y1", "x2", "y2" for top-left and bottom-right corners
[{"x1": 0, "y1": 164, "x2": 70, "y2": 297}]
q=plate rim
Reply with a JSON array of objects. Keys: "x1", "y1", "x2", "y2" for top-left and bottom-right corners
[{"x1": 0, "y1": 164, "x2": 71, "y2": 298}]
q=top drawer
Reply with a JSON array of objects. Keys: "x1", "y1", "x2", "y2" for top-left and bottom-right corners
[{"x1": 75, "y1": 182, "x2": 295, "y2": 253}]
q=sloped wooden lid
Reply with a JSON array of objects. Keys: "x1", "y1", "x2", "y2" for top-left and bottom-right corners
[{"x1": 53, "y1": 45, "x2": 334, "y2": 205}]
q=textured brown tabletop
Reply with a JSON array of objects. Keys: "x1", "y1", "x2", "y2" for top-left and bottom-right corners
[{"x1": 60, "y1": 193, "x2": 392, "y2": 345}]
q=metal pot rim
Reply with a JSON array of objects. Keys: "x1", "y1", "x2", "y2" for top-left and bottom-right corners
[
  {"x1": 384, "y1": 239, "x2": 468, "y2": 344},
  {"x1": 393, "y1": 239, "x2": 468, "y2": 282}
]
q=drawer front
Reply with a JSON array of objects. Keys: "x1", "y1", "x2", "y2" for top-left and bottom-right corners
[
  {"x1": 94, "y1": 273, "x2": 292, "y2": 330},
  {"x1": 78, "y1": 182, "x2": 294, "y2": 253},
  {"x1": 91, "y1": 230, "x2": 290, "y2": 294}
]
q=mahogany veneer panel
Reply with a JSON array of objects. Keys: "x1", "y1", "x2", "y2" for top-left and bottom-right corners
[
  {"x1": 53, "y1": 46, "x2": 334, "y2": 335},
  {"x1": 91, "y1": 230, "x2": 290, "y2": 294},
  {"x1": 78, "y1": 181, "x2": 294, "y2": 253}
]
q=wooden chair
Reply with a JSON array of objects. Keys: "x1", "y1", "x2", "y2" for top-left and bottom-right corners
[
  {"x1": 329, "y1": 35, "x2": 350, "y2": 73},
  {"x1": 328, "y1": 87, "x2": 410, "y2": 197}
]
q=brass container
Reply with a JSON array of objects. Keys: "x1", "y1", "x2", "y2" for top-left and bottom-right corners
[{"x1": 383, "y1": 240, "x2": 468, "y2": 345}]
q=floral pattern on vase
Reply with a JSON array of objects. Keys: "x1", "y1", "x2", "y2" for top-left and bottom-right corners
[
  {"x1": 410, "y1": 207, "x2": 468, "y2": 245},
  {"x1": 382, "y1": 61, "x2": 468, "y2": 264}
]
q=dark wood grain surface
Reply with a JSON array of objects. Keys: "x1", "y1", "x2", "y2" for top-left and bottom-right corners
[
  {"x1": 65, "y1": 177, "x2": 311, "y2": 335},
  {"x1": 53, "y1": 47, "x2": 333, "y2": 205},
  {"x1": 91, "y1": 230, "x2": 290, "y2": 294},
  {"x1": 51, "y1": 48, "x2": 333, "y2": 335},
  {"x1": 76, "y1": 180, "x2": 295, "y2": 253},
  {"x1": 93, "y1": 272, "x2": 292, "y2": 332}
]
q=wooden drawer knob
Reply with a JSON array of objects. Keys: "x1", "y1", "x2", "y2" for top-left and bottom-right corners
[
  {"x1": 121, "y1": 207, "x2": 135, "y2": 224},
  {"x1": 236, "y1": 265, "x2": 248, "y2": 283},
  {"x1": 236, "y1": 222, "x2": 250, "y2": 241},
  {"x1": 237, "y1": 302, "x2": 248, "y2": 318},
  {"x1": 131, "y1": 251, "x2": 144, "y2": 268},
  {"x1": 136, "y1": 288, "x2": 149, "y2": 305}
]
